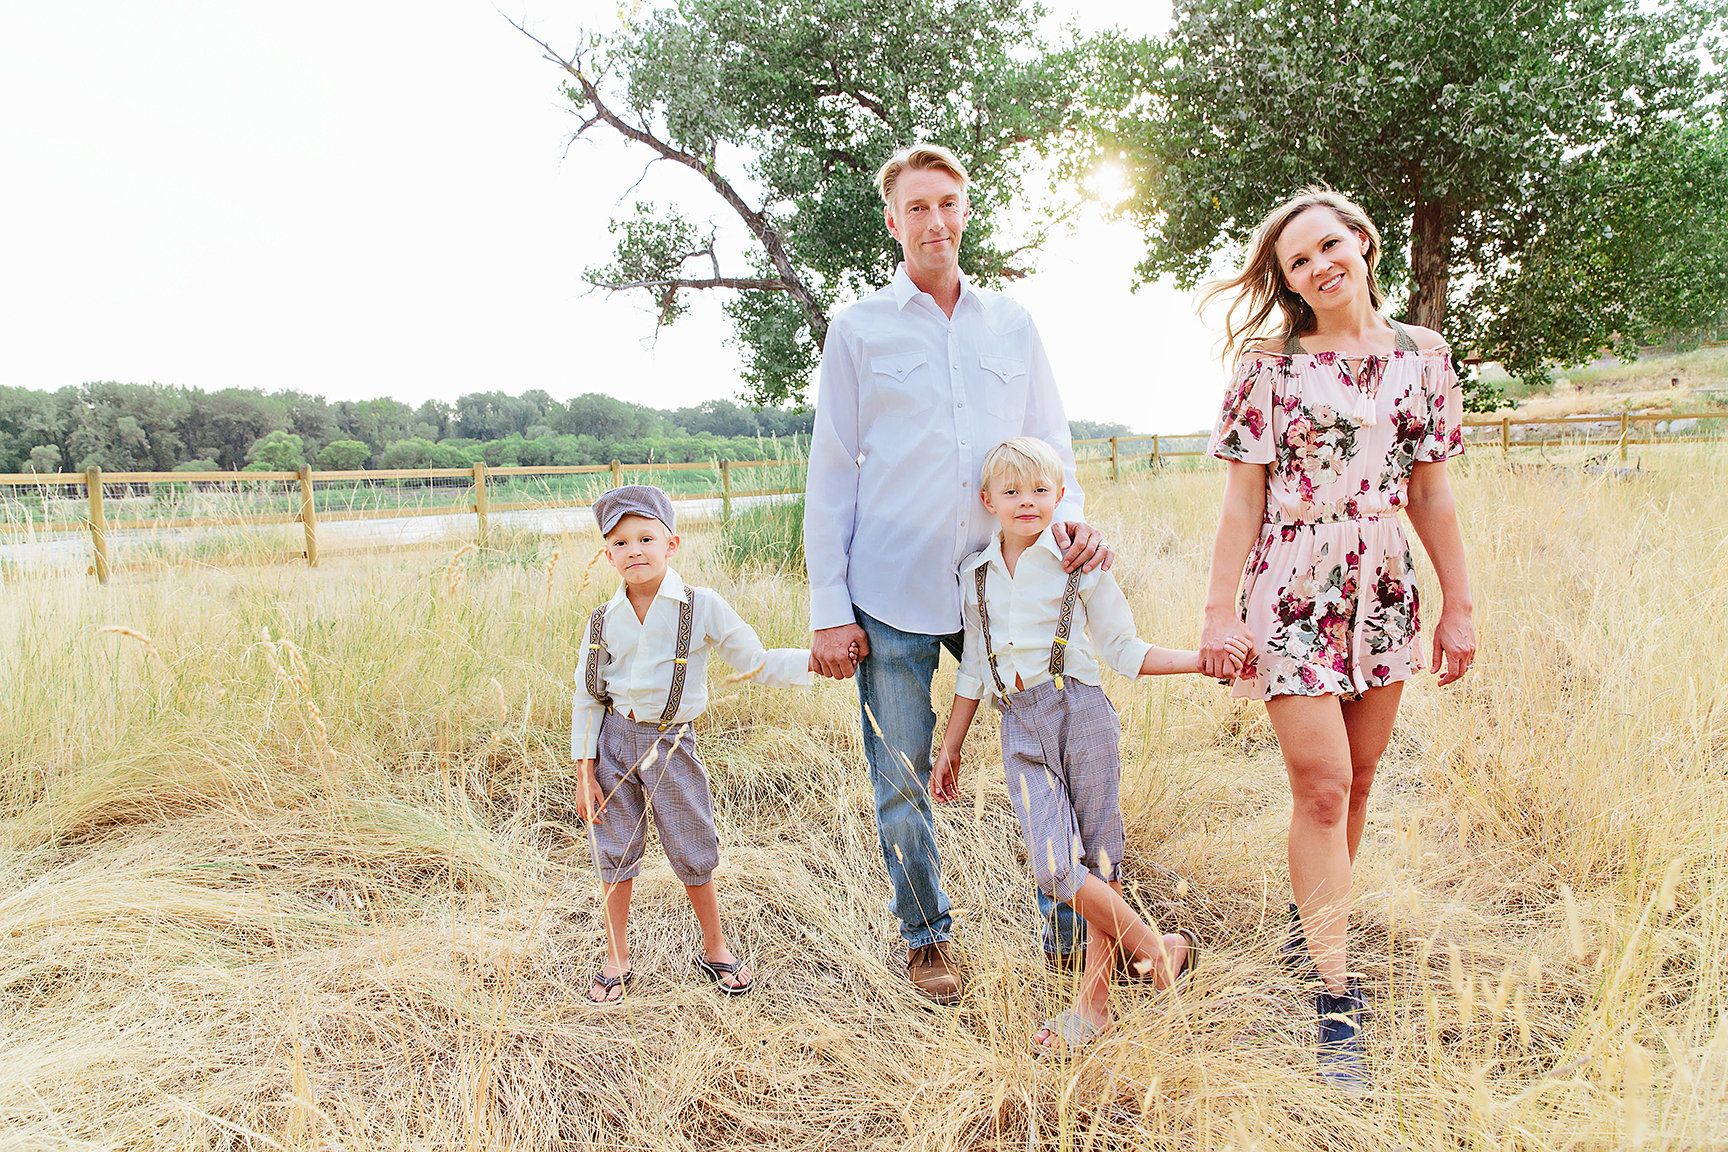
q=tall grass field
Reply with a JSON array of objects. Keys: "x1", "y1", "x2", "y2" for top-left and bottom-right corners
[{"x1": 2, "y1": 444, "x2": 1725, "y2": 1149}]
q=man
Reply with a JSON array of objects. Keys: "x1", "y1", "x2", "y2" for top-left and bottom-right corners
[{"x1": 803, "y1": 143, "x2": 1109, "y2": 1004}]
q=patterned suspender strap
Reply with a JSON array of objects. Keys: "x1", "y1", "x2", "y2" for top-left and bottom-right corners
[
  {"x1": 973, "y1": 566, "x2": 1011, "y2": 702},
  {"x1": 657, "y1": 585, "x2": 698, "y2": 730},
  {"x1": 1389, "y1": 319, "x2": 1419, "y2": 352},
  {"x1": 1047, "y1": 568, "x2": 1083, "y2": 691},
  {"x1": 584, "y1": 605, "x2": 613, "y2": 710}
]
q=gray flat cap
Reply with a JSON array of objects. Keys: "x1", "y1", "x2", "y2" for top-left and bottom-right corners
[{"x1": 593, "y1": 484, "x2": 676, "y2": 535}]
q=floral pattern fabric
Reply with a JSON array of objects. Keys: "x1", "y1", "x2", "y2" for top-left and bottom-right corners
[{"x1": 1208, "y1": 346, "x2": 1463, "y2": 700}]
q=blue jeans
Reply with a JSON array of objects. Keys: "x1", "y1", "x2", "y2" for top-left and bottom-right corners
[{"x1": 855, "y1": 608, "x2": 1084, "y2": 955}]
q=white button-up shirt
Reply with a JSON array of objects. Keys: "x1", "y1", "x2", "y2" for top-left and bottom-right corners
[
  {"x1": 804, "y1": 264, "x2": 1084, "y2": 636},
  {"x1": 955, "y1": 528, "x2": 1152, "y2": 704},
  {"x1": 571, "y1": 568, "x2": 811, "y2": 759}
]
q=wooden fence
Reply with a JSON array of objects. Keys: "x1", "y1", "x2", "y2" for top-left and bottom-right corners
[
  {"x1": 0, "y1": 458, "x2": 800, "y2": 583},
  {"x1": 2, "y1": 408, "x2": 1721, "y2": 581},
  {"x1": 1073, "y1": 408, "x2": 1726, "y2": 479}
]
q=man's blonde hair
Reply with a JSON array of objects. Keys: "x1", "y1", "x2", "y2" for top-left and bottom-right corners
[
  {"x1": 980, "y1": 437, "x2": 1062, "y2": 496},
  {"x1": 875, "y1": 143, "x2": 969, "y2": 206}
]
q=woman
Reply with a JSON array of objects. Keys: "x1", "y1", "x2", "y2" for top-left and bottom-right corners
[{"x1": 1198, "y1": 188, "x2": 1475, "y2": 1090}]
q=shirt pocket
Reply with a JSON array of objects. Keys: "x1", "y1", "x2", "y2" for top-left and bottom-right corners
[
  {"x1": 867, "y1": 351, "x2": 933, "y2": 419},
  {"x1": 978, "y1": 354, "x2": 1028, "y2": 420}
]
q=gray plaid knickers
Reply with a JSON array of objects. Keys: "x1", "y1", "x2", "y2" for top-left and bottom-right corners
[
  {"x1": 589, "y1": 712, "x2": 720, "y2": 887},
  {"x1": 999, "y1": 680, "x2": 1125, "y2": 904}
]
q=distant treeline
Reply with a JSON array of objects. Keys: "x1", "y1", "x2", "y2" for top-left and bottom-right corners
[
  {"x1": 0, "y1": 383, "x2": 815, "y2": 475},
  {"x1": 0, "y1": 382, "x2": 1134, "y2": 475}
]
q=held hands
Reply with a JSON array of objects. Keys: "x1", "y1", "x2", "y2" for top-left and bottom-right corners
[
  {"x1": 1431, "y1": 603, "x2": 1476, "y2": 686},
  {"x1": 1053, "y1": 521, "x2": 1113, "y2": 574},
  {"x1": 1199, "y1": 610, "x2": 1255, "y2": 681},
  {"x1": 811, "y1": 624, "x2": 867, "y2": 680}
]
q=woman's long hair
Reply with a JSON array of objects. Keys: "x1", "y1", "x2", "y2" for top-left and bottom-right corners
[{"x1": 1202, "y1": 187, "x2": 1386, "y2": 362}]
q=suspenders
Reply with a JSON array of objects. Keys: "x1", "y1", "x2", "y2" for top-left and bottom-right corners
[
  {"x1": 974, "y1": 563, "x2": 1083, "y2": 705},
  {"x1": 583, "y1": 584, "x2": 698, "y2": 730}
]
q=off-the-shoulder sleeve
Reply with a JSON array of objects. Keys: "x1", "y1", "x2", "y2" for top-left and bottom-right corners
[
  {"x1": 1208, "y1": 356, "x2": 1276, "y2": 464},
  {"x1": 1417, "y1": 351, "x2": 1464, "y2": 461}
]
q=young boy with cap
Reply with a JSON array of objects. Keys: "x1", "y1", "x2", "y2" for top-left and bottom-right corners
[
  {"x1": 931, "y1": 438, "x2": 1248, "y2": 1054},
  {"x1": 573, "y1": 484, "x2": 824, "y2": 1004}
]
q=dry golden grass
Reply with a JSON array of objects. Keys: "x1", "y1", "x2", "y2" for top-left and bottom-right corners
[{"x1": 2, "y1": 444, "x2": 1726, "y2": 1150}]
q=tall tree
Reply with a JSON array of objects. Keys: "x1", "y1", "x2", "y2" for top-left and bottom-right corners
[
  {"x1": 1089, "y1": 0, "x2": 1724, "y2": 392},
  {"x1": 515, "y1": 0, "x2": 1082, "y2": 404}
]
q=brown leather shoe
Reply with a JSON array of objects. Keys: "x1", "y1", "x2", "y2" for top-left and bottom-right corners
[{"x1": 908, "y1": 941, "x2": 963, "y2": 1005}]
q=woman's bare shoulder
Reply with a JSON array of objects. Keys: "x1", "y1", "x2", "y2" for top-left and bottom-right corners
[{"x1": 1399, "y1": 322, "x2": 1449, "y2": 352}]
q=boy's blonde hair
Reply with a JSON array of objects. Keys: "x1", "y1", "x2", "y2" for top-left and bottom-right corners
[
  {"x1": 875, "y1": 143, "x2": 969, "y2": 206},
  {"x1": 979, "y1": 437, "x2": 1062, "y2": 496}
]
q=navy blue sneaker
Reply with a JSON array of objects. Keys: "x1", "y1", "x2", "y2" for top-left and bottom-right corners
[{"x1": 1316, "y1": 978, "x2": 1370, "y2": 1094}]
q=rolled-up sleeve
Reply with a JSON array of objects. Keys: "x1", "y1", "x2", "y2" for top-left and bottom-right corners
[
  {"x1": 1021, "y1": 319, "x2": 1085, "y2": 524},
  {"x1": 571, "y1": 625, "x2": 608, "y2": 761},
  {"x1": 1082, "y1": 571, "x2": 1154, "y2": 679},
  {"x1": 705, "y1": 591, "x2": 813, "y2": 689},
  {"x1": 804, "y1": 321, "x2": 863, "y2": 632}
]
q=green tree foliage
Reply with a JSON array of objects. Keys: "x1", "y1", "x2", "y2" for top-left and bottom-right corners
[
  {"x1": 316, "y1": 440, "x2": 372, "y2": 471},
  {"x1": 1460, "y1": 122, "x2": 1728, "y2": 383},
  {"x1": 243, "y1": 431, "x2": 306, "y2": 472},
  {"x1": 1088, "y1": 0, "x2": 1724, "y2": 398},
  {"x1": 520, "y1": 0, "x2": 1083, "y2": 404},
  {"x1": 0, "y1": 381, "x2": 815, "y2": 475},
  {"x1": 1069, "y1": 418, "x2": 1131, "y2": 440}
]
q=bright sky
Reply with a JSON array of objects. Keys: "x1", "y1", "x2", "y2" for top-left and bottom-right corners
[{"x1": 0, "y1": 1, "x2": 1224, "y2": 436}]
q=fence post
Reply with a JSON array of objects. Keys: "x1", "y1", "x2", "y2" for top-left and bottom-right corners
[
  {"x1": 1501, "y1": 417, "x2": 1511, "y2": 455},
  {"x1": 472, "y1": 461, "x2": 489, "y2": 544},
  {"x1": 1152, "y1": 434, "x2": 1161, "y2": 469},
  {"x1": 1619, "y1": 413, "x2": 1630, "y2": 461},
  {"x1": 86, "y1": 466, "x2": 110, "y2": 584},
  {"x1": 298, "y1": 464, "x2": 318, "y2": 567},
  {"x1": 1110, "y1": 436, "x2": 1119, "y2": 482},
  {"x1": 610, "y1": 460, "x2": 622, "y2": 490},
  {"x1": 720, "y1": 459, "x2": 732, "y2": 519}
]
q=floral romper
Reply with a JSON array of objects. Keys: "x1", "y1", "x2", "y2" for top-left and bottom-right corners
[{"x1": 1207, "y1": 322, "x2": 1464, "y2": 701}]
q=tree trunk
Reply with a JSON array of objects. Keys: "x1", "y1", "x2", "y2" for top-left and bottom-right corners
[{"x1": 1407, "y1": 196, "x2": 1454, "y2": 332}]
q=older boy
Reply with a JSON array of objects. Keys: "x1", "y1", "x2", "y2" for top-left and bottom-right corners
[
  {"x1": 573, "y1": 484, "x2": 817, "y2": 1004},
  {"x1": 932, "y1": 438, "x2": 1247, "y2": 1053}
]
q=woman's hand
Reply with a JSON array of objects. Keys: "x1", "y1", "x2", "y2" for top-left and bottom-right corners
[
  {"x1": 1431, "y1": 603, "x2": 1476, "y2": 686},
  {"x1": 1199, "y1": 608, "x2": 1254, "y2": 681}
]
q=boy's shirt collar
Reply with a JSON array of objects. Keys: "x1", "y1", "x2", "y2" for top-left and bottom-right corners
[
  {"x1": 606, "y1": 566, "x2": 687, "y2": 610},
  {"x1": 962, "y1": 526, "x2": 1062, "y2": 574}
]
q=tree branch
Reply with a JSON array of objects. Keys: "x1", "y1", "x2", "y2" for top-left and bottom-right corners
[
  {"x1": 506, "y1": 13, "x2": 830, "y2": 342},
  {"x1": 591, "y1": 277, "x2": 793, "y2": 293}
]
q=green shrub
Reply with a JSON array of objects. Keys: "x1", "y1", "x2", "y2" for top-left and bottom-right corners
[{"x1": 715, "y1": 496, "x2": 804, "y2": 574}]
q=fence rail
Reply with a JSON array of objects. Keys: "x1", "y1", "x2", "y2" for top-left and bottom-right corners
[
  {"x1": 3, "y1": 408, "x2": 1723, "y2": 582},
  {"x1": 1072, "y1": 408, "x2": 1726, "y2": 478},
  {"x1": 0, "y1": 458, "x2": 802, "y2": 582}
]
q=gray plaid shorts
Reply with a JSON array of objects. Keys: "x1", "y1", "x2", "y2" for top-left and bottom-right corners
[
  {"x1": 998, "y1": 679, "x2": 1125, "y2": 904},
  {"x1": 589, "y1": 712, "x2": 719, "y2": 887}
]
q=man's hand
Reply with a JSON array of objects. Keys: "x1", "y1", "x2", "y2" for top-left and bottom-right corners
[
  {"x1": 812, "y1": 623, "x2": 868, "y2": 680},
  {"x1": 931, "y1": 745, "x2": 962, "y2": 803},
  {"x1": 1052, "y1": 521, "x2": 1113, "y2": 574}
]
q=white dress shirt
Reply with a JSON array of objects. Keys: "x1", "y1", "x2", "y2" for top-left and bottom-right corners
[
  {"x1": 804, "y1": 264, "x2": 1084, "y2": 636},
  {"x1": 571, "y1": 568, "x2": 811, "y2": 759},
  {"x1": 954, "y1": 528, "x2": 1153, "y2": 704}
]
